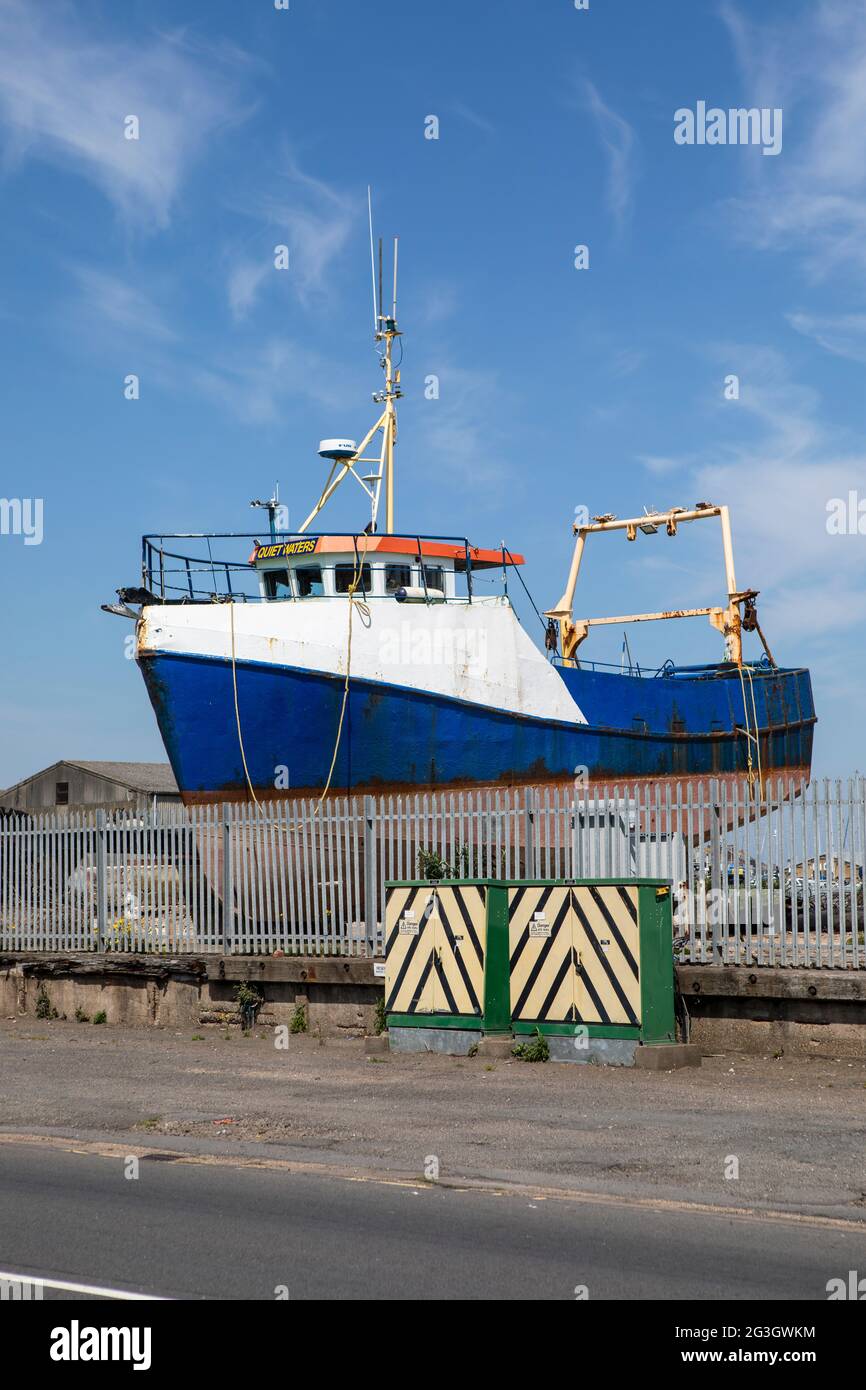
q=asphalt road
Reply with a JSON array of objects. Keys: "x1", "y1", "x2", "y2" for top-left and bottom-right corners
[
  {"x1": 1, "y1": 1140, "x2": 864, "y2": 1301},
  {"x1": 4, "y1": 1023, "x2": 866, "y2": 1221}
]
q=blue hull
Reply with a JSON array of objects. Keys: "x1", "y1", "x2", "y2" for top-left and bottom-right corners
[{"x1": 139, "y1": 651, "x2": 815, "y2": 801}]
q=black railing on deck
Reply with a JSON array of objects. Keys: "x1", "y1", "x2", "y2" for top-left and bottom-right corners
[{"x1": 140, "y1": 532, "x2": 497, "y2": 603}]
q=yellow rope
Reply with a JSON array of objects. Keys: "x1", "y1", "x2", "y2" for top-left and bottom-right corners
[
  {"x1": 737, "y1": 661, "x2": 764, "y2": 802},
  {"x1": 736, "y1": 662, "x2": 754, "y2": 790},
  {"x1": 228, "y1": 598, "x2": 260, "y2": 807},
  {"x1": 316, "y1": 541, "x2": 371, "y2": 811},
  {"x1": 745, "y1": 662, "x2": 764, "y2": 798},
  {"x1": 226, "y1": 545, "x2": 371, "y2": 812}
]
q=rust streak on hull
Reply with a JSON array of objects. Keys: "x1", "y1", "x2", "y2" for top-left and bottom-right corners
[{"x1": 178, "y1": 766, "x2": 813, "y2": 809}]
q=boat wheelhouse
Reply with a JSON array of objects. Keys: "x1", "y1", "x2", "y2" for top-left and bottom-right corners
[{"x1": 249, "y1": 534, "x2": 524, "y2": 605}]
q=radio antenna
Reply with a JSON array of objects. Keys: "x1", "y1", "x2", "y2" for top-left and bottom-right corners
[
  {"x1": 378, "y1": 238, "x2": 384, "y2": 335},
  {"x1": 392, "y1": 236, "x2": 399, "y2": 318},
  {"x1": 367, "y1": 186, "x2": 378, "y2": 334}
]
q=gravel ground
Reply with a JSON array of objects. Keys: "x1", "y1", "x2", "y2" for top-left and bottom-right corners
[{"x1": 1, "y1": 1018, "x2": 865, "y2": 1218}]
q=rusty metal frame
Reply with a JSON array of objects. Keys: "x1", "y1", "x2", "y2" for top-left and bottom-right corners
[{"x1": 545, "y1": 504, "x2": 760, "y2": 665}]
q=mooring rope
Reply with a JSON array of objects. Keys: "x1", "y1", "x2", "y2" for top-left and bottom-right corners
[
  {"x1": 228, "y1": 598, "x2": 261, "y2": 807},
  {"x1": 746, "y1": 662, "x2": 764, "y2": 798},
  {"x1": 316, "y1": 539, "x2": 371, "y2": 811},
  {"x1": 737, "y1": 661, "x2": 764, "y2": 801}
]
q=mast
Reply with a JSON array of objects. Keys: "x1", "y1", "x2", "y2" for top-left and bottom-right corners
[
  {"x1": 297, "y1": 205, "x2": 402, "y2": 536},
  {"x1": 380, "y1": 237, "x2": 400, "y2": 534},
  {"x1": 250, "y1": 484, "x2": 282, "y2": 541}
]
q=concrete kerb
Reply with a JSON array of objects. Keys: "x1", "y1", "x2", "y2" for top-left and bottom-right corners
[
  {"x1": 4, "y1": 954, "x2": 866, "y2": 1058},
  {"x1": 634, "y1": 1043, "x2": 702, "y2": 1071}
]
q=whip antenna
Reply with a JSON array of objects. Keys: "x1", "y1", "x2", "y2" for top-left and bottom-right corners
[
  {"x1": 367, "y1": 186, "x2": 378, "y2": 334},
  {"x1": 378, "y1": 237, "x2": 383, "y2": 333},
  {"x1": 392, "y1": 236, "x2": 399, "y2": 318}
]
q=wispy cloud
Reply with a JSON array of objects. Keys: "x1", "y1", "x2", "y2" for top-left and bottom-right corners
[
  {"x1": 69, "y1": 265, "x2": 177, "y2": 341},
  {"x1": 225, "y1": 156, "x2": 356, "y2": 314},
  {"x1": 451, "y1": 101, "x2": 496, "y2": 136},
  {"x1": 643, "y1": 345, "x2": 866, "y2": 643},
  {"x1": 227, "y1": 259, "x2": 273, "y2": 322},
  {"x1": 580, "y1": 80, "x2": 636, "y2": 230},
  {"x1": 415, "y1": 281, "x2": 459, "y2": 328},
  {"x1": 60, "y1": 260, "x2": 363, "y2": 425},
  {"x1": 721, "y1": 1, "x2": 866, "y2": 280},
  {"x1": 609, "y1": 347, "x2": 645, "y2": 378},
  {"x1": 412, "y1": 364, "x2": 511, "y2": 490},
  {"x1": 638, "y1": 454, "x2": 682, "y2": 478},
  {"x1": 186, "y1": 337, "x2": 359, "y2": 426},
  {"x1": 0, "y1": 0, "x2": 253, "y2": 229},
  {"x1": 787, "y1": 311, "x2": 866, "y2": 364}
]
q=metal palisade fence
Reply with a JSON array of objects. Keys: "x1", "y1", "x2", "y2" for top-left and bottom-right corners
[{"x1": 0, "y1": 777, "x2": 864, "y2": 967}]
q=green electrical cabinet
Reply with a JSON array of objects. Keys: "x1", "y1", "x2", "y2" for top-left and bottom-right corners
[
  {"x1": 384, "y1": 878, "x2": 677, "y2": 1064},
  {"x1": 383, "y1": 881, "x2": 510, "y2": 1038}
]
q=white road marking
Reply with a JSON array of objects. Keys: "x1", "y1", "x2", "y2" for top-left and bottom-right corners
[{"x1": 0, "y1": 1269, "x2": 169, "y2": 1300}]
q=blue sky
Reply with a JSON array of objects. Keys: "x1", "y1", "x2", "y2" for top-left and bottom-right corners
[{"x1": 1, "y1": 0, "x2": 865, "y2": 785}]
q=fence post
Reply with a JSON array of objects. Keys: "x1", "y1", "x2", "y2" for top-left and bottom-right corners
[
  {"x1": 709, "y1": 778, "x2": 723, "y2": 962},
  {"x1": 222, "y1": 806, "x2": 233, "y2": 955},
  {"x1": 95, "y1": 810, "x2": 107, "y2": 952},
  {"x1": 524, "y1": 788, "x2": 537, "y2": 879},
  {"x1": 572, "y1": 795, "x2": 586, "y2": 878},
  {"x1": 363, "y1": 795, "x2": 377, "y2": 957}
]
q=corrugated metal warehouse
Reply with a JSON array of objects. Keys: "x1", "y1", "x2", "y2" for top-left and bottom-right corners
[{"x1": 0, "y1": 760, "x2": 180, "y2": 813}]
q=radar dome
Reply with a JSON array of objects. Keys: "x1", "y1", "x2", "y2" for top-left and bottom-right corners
[{"x1": 318, "y1": 438, "x2": 357, "y2": 461}]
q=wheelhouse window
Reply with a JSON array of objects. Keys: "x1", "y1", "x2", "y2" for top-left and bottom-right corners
[
  {"x1": 263, "y1": 568, "x2": 292, "y2": 599},
  {"x1": 423, "y1": 565, "x2": 445, "y2": 592},
  {"x1": 334, "y1": 563, "x2": 371, "y2": 594},
  {"x1": 296, "y1": 565, "x2": 324, "y2": 597},
  {"x1": 385, "y1": 564, "x2": 412, "y2": 593}
]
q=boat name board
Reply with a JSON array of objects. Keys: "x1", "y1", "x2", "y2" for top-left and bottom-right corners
[{"x1": 255, "y1": 539, "x2": 319, "y2": 561}]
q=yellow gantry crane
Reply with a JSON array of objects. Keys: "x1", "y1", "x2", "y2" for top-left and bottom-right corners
[{"x1": 544, "y1": 503, "x2": 775, "y2": 669}]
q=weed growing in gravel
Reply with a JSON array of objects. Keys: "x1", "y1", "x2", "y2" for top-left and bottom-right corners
[
  {"x1": 290, "y1": 1004, "x2": 308, "y2": 1034},
  {"x1": 235, "y1": 981, "x2": 263, "y2": 1033},
  {"x1": 512, "y1": 1030, "x2": 550, "y2": 1063},
  {"x1": 35, "y1": 985, "x2": 58, "y2": 1020},
  {"x1": 373, "y1": 995, "x2": 386, "y2": 1035}
]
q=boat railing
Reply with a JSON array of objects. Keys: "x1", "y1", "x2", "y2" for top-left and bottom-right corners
[
  {"x1": 552, "y1": 655, "x2": 646, "y2": 677},
  {"x1": 140, "y1": 532, "x2": 490, "y2": 604}
]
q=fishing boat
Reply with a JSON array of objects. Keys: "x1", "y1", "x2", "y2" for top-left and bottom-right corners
[{"x1": 104, "y1": 234, "x2": 815, "y2": 805}]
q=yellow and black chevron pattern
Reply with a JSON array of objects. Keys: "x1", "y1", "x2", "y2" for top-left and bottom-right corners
[
  {"x1": 572, "y1": 885, "x2": 640, "y2": 1026},
  {"x1": 384, "y1": 884, "x2": 486, "y2": 1016},
  {"x1": 508, "y1": 885, "x2": 641, "y2": 1026},
  {"x1": 508, "y1": 885, "x2": 575, "y2": 1023}
]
